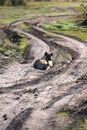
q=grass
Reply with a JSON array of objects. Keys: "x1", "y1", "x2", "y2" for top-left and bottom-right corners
[
  {"x1": 0, "y1": 6, "x2": 74, "y2": 25},
  {"x1": 18, "y1": 23, "x2": 29, "y2": 30},
  {"x1": 0, "y1": 1, "x2": 85, "y2": 25},
  {"x1": 0, "y1": 34, "x2": 29, "y2": 60},
  {"x1": 42, "y1": 22, "x2": 87, "y2": 42},
  {"x1": 26, "y1": 1, "x2": 86, "y2": 8},
  {"x1": 0, "y1": 1, "x2": 87, "y2": 60},
  {"x1": 41, "y1": 3, "x2": 87, "y2": 42},
  {"x1": 59, "y1": 30, "x2": 87, "y2": 42},
  {"x1": 0, "y1": 7, "x2": 31, "y2": 25},
  {"x1": 56, "y1": 112, "x2": 69, "y2": 117},
  {"x1": 79, "y1": 118, "x2": 87, "y2": 130},
  {"x1": 18, "y1": 35, "x2": 29, "y2": 56}
]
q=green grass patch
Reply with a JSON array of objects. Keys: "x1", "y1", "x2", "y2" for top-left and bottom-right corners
[
  {"x1": 0, "y1": 38, "x2": 17, "y2": 54},
  {"x1": 0, "y1": 7, "x2": 32, "y2": 25},
  {"x1": 0, "y1": 6, "x2": 73, "y2": 25},
  {"x1": 79, "y1": 118, "x2": 87, "y2": 130},
  {"x1": 0, "y1": 34, "x2": 29, "y2": 60},
  {"x1": 0, "y1": 1, "x2": 84, "y2": 25},
  {"x1": 42, "y1": 22, "x2": 87, "y2": 31},
  {"x1": 18, "y1": 36, "x2": 29, "y2": 55},
  {"x1": 26, "y1": 1, "x2": 86, "y2": 8},
  {"x1": 0, "y1": 18, "x2": 15, "y2": 25},
  {"x1": 58, "y1": 30, "x2": 87, "y2": 42},
  {"x1": 56, "y1": 112, "x2": 69, "y2": 117},
  {"x1": 42, "y1": 22, "x2": 87, "y2": 42},
  {"x1": 18, "y1": 23, "x2": 28, "y2": 30}
]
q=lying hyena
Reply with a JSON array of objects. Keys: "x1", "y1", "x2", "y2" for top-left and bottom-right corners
[{"x1": 33, "y1": 52, "x2": 53, "y2": 70}]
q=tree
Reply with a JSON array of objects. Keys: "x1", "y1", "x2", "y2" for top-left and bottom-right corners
[
  {"x1": 0, "y1": 0, "x2": 5, "y2": 5},
  {"x1": 0, "y1": 0, "x2": 26, "y2": 6},
  {"x1": 11, "y1": 0, "x2": 25, "y2": 5}
]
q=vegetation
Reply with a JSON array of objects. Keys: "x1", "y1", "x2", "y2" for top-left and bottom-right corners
[
  {"x1": 56, "y1": 112, "x2": 69, "y2": 117},
  {"x1": 18, "y1": 23, "x2": 28, "y2": 30},
  {"x1": 41, "y1": 4, "x2": 87, "y2": 42},
  {"x1": 79, "y1": 118, "x2": 87, "y2": 130},
  {"x1": 0, "y1": 0, "x2": 86, "y2": 6},
  {"x1": 0, "y1": 1, "x2": 86, "y2": 25},
  {"x1": 42, "y1": 21, "x2": 87, "y2": 42},
  {"x1": 0, "y1": 3, "x2": 80, "y2": 25},
  {"x1": 25, "y1": 1, "x2": 84, "y2": 8},
  {"x1": 0, "y1": 34, "x2": 29, "y2": 60},
  {"x1": 0, "y1": 1, "x2": 87, "y2": 130},
  {"x1": 0, "y1": 1, "x2": 87, "y2": 62},
  {"x1": 0, "y1": 0, "x2": 25, "y2": 6},
  {"x1": 18, "y1": 35, "x2": 29, "y2": 56}
]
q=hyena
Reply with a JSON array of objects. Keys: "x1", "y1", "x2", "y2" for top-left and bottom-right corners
[{"x1": 33, "y1": 52, "x2": 53, "y2": 70}]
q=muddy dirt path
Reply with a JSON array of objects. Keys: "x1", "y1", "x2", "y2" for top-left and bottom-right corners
[{"x1": 0, "y1": 16, "x2": 87, "y2": 130}]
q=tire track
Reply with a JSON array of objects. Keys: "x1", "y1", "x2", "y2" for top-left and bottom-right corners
[
  {"x1": 0, "y1": 15, "x2": 87, "y2": 130},
  {"x1": 0, "y1": 17, "x2": 79, "y2": 89},
  {"x1": 5, "y1": 108, "x2": 32, "y2": 130}
]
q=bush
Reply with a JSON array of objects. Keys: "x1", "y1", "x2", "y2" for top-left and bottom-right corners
[
  {"x1": 0, "y1": 0, "x2": 26, "y2": 6},
  {"x1": 0, "y1": 0, "x2": 5, "y2": 5}
]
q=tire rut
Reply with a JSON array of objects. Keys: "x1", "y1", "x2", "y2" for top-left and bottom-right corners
[
  {"x1": 0, "y1": 15, "x2": 87, "y2": 130},
  {"x1": 5, "y1": 108, "x2": 32, "y2": 130}
]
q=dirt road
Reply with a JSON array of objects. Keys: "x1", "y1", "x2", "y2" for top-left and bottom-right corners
[{"x1": 0, "y1": 16, "x2": 87, "y2": 130}]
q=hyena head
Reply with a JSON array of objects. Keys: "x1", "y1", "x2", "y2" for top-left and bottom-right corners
[{"x1": 45, "y1": 52, "x2": 53, "y2": 62}]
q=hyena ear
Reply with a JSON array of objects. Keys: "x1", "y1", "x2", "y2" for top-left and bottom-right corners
[
  {"x1": 45, "y1": 52, "x2": 47, "y2": 56},
  {"x1": 51, "y1": 53, "x2": 53, "y2": 56}
]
